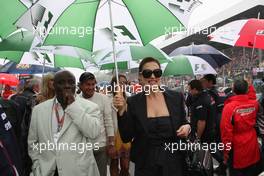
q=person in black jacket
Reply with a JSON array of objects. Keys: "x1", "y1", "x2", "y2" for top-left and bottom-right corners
[
  {"x1": 0, "y1": 104, "x2": 22, "y2": 176},
  {"x1": 201, "y1": 74, "x2": 227, "y2": 175},
  {"x1": 188, "y1": 80, "x2": 216, "y2": 143},
  {"x1": 113, "y1": 57, "x2": 191, "y2": 176},
  {"x1": 0, "y1": 98, "x2": 22, "y2": 142},
  {"x1": 11, "y1": 78, "x2": 40, "y2": 176}
]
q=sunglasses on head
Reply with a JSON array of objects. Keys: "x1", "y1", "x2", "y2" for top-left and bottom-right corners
[{"x1": 140, "y1": 69, "x2": 162, "y2": 78}]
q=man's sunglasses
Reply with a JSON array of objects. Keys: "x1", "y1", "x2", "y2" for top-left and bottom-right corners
[{"x1": 140, "y1": 69, "x2": 162, "y2": 78}]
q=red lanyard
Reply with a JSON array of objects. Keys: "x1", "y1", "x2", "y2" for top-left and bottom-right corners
[{"x1": 54, "y1": 103, "x2": 65, "y2": 132}]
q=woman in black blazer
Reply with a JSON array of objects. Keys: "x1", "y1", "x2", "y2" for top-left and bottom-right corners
[{"x1": 113, "y1": 57, "x2": 191, "y2": 176}]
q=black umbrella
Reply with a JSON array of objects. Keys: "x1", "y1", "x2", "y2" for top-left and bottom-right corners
[{"x1": 169, "y1": 44, "x2": 231, "y2": 68}]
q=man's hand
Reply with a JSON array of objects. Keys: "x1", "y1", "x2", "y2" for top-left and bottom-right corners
[
  {"x1": 106, "y1": 136, "x2": 116, "y2": 158},
  {"x1": 177, "y1": 124, "x2": 191, "y2": 138},
  {"x1": 245, "y1": 75, "x2": 253, "y2": 85},
  {"x1": 63, "y1": 90, "x2": 75, "y2": 106}
]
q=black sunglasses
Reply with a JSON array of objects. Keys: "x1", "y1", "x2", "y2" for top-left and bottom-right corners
[{"x1": 140, "y1": 69, "x2": 162, "y2": 78}]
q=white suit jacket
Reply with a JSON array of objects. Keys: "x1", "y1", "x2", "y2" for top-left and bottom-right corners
[{"x1": 28, "y1": 96, "x2": 101, "y2": 176}]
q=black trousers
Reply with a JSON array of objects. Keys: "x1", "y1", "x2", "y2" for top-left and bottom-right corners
[
  {"x1": 229, "y1": 161, "x2": 262, "y2": 176},
  {"x1": 54, "y1": 167, "x2": 58, "y2": 176},
  {"x1": 228, "y1": 151, "x2": 262, "y2": 176}
]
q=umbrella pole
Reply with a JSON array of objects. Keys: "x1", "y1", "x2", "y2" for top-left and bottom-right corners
[
  {"x1": 108, "y1": 0, "x2": 119, "y2": 84},
  {"x1": 181, "y1": 76, "x2": 184, "y2": 92},
  {"x1": 247, "y1": 12, "x2": 260, "y2": 70},
  {"x1": 191, "y1": 42, "x2": 194, "y2": 55},
  {"x1": 222, "y1": 65, "x2": 226, "y2": 87},
  {"x1": 42, "y1": 56, "x2": 46, "y2": 78}
]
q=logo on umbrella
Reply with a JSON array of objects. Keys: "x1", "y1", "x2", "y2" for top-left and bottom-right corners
[
  {"x1": 168, "y1": 0, "x2": 202, "y2": 13},
  {"x1": 256, "y1": 30, "x2": 264, "y2": 35},
  {"x1": 194, "y1": 64, "x2": 207, "y2": 72},
  {"x1": 16, "y1": 64, "x2": 31, "y2": 69},
  {"x1": 101, "y1": 25, "x2": 140, "y2": 45}
]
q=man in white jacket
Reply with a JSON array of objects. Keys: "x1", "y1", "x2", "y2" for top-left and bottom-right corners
[{"x1": 28, "y1": 70, "x2": 101, "y2": 176}]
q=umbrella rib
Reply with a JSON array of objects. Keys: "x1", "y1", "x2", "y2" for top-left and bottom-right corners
[
  {"x1": 98, "y1": 0, "x2": 108, "y2": 9},
  {"x1": 74, "y1": 0, "x2": 100, "y2": 5},
  {"x1": 111, "y1": 0, "x2": 126, "y2": 8},
  {"x1": 13, "y1": 0, "x2": 36, "y2": 26}
]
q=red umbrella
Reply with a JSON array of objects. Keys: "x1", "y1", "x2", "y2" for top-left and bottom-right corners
[
  {"x1": 0, "y1": 73, "x2": 19, "y2": 86},
  {"x1": 208, "y1": 18, "x2": 264, "y2": 49}
]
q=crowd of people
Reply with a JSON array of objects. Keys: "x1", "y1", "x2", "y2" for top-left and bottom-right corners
[
  {"x1": 217, "y1": 48, "x2": 261, "y2": 77},
  {"x1": 1, "y1": 57, "x2": 264, "y2": 176}
]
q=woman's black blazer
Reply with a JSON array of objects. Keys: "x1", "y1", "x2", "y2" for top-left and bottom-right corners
[{"x1": 118, "y1": 90, "x2": 188, "y2": 166}]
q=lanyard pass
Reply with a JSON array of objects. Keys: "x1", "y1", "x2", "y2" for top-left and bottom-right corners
[{"x1": 55, "y1": 103, "x2": 65, "y2": 132}]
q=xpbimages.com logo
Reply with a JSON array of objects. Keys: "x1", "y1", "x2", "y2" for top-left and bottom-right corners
[
  {"x1": 34, "y1": 26, "x2": 93, "y2": 38},
  {"x1": 99, "y1": 83, "x2": 167, "y2": 96},
  {"x1": 32, "y1": 141, "x2": 99, "y2": 154},
  {"x1": 164, "y1": 141, "x2": 231, "y2": 153}
]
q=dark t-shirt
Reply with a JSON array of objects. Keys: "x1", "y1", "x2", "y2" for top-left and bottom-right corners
[
  {"x1": 0, "y1": 106, "x2": 22, "y2": 175},
  {"x1": 190, "y1": 91, "x2": 216, "y2": 142}
]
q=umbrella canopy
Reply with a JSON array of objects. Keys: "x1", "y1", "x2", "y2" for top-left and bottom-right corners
[
  {"x1": 0, "y1": 51, "x2": 87, "y2": 69},
  {"x1": 0, "y1": 0, "x2": 27, "y2": 38},
  {"x1": 15, "y1": 0, "x2": 201, "y2": 52},
  {"x1": 14, "y1": 0, "x2": 201, "y2": 81},
  {"x1": 0, "y1": 73, "x2": 19, "y2": 86},
  {"x1": 0, "y1": 61, "x2": 60, "y2": 74},
  {"x1": 208, "y1": 18, "x2": 264, "y2": 49},
  {"x1": 162, "y1": 55, "x2": 217, "y2": 76},
  {"x1": 169, "y1": 44, "x2": 232, "y2": 68},
  {"x1": 93, "y1": 44, "x2": 169, "y2": 70},
  {"x1": 0, "y1": 31, "x2": 93, "y2": 70}
]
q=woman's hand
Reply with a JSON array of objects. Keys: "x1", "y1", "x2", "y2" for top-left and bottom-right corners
[
  {"x1": 176, "y1": 124, "x2": 191, "y2": 138},
  {"x1": 113, "y1": 91, "x2": 127, "y2": 116}
]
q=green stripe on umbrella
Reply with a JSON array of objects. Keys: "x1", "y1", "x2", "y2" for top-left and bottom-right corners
[
  {"x1": 122, "y1": 0, "x2": 183, "y2": 45},
  {"x1": 0, "y1": 0, "x2": 27, "y2": 38},
  {"x1": 100, "y1": 61, "x2": 128, "y2": 70},
  {"x1": 130, "y1": 44, "x2": 169, "y2": 63},
  {"x1": 92, "y1": 44, "x2": 169, "y2": 70},
  {"x1": 54, "y1": 55, "x2": 85, "y2": 69},
  {"x1": 44, "y1": 0, "x2": 99, "y2": 51},
  {"x1": 0, "y1": 31, "x2": 34, "y2": 51},
  {"x1": 0, "y1": 51, "x2": 24, "y2": 63},
  {"x1": 162, "y1": 55, "x2": 217, "y2": 76}
]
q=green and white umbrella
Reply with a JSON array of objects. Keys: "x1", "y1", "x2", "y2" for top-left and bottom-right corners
[
  {"x1": 0, "y1": 30, "x2": 92, "y2": 69},
  {"x1": 14, "y1": 0, "x2": 201, "y2": 80},
  {"x1": 162, "y1": 55, "x2": 217, "y2": 76},
  {"x1": 15, "y1": 0, "x2": 202, "y2": 53},
  {"x1": 0, "y1": 51, "x2": 88, "y2": 69},
  {"x1": 93, "y1": 44, "x2": 170, "y2": 70}
]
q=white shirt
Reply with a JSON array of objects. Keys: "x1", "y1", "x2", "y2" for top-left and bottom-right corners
[{"x1": 81, "y1": 92, "x2": 114, "y2": 147}]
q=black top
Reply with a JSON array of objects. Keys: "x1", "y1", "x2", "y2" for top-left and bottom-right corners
[
  {"x1": 118, "y1": 90, "x2": 188, "y2": 167},
  {"x1": 189, "y1": 91, "x2": 216, "y2": 142},
  {"x1": 140, "y1": 117, "x2": 187, "y2": 176},
  {"x1": 0, "y1": 106, "x2": 22, "y2": 176},
  {"x1": 147, "y1": 116, "x2": 174, "y2": 145}
]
